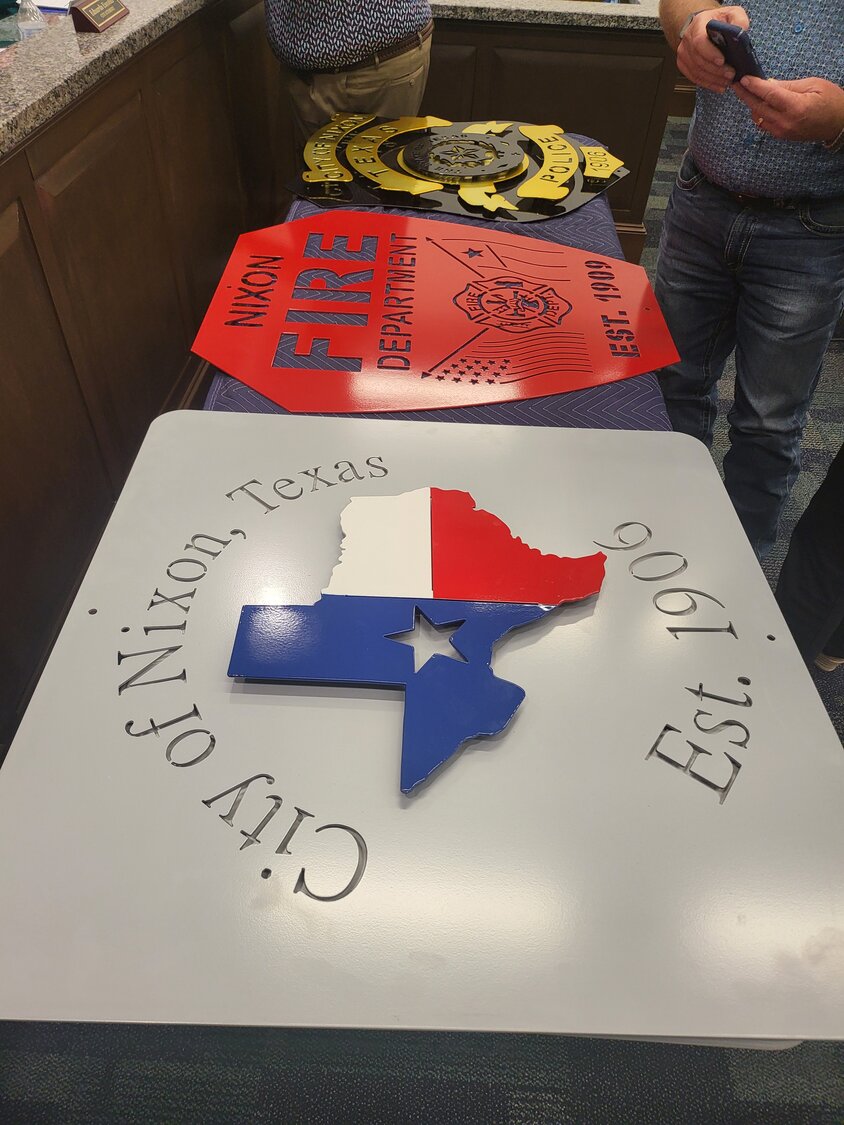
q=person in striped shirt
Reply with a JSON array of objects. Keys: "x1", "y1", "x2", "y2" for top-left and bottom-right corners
[{"x1": 265, "y1": 0, "x2": 433, "y2": 141}]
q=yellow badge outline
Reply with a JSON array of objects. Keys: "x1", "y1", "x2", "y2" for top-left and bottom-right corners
[
  {"x1": 580, "y1": 146, "x2": 626, "y2": 181},
  {"x1": 457, "y1": 182, "x2": 518, "y2": 213},
  {"x1": 461, "y1": 121, "x2": 514, "y2": 136},
  {"x1": 303, "y1": 113, "x2": 375, "y2": 184},
  {"x1": 516, "y1": 124, "x2": 580, "y2": 201},
  {"x1": 343, "y1": 116, "x2": 450, "y2": 195}
]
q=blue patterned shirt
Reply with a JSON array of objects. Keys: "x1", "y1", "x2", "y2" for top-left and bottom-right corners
[
  {"x1": 266, "y1": 0, "x2": 432, "y2": 73},
  {"x1": 689, "y1": 1, "x2": 844, "y2": 198}
]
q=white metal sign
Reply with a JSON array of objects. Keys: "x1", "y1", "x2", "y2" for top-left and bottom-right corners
[{"x1": 0, "y1": 412, "x2": 841, "y2": 1043}]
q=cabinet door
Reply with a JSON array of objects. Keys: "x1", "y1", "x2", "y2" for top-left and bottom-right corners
[
  {"x1": 423, "y1": 41, "x2": 478, "y2": 120},
  {"x1": 146, "y1": 19, "x2": 247, "y2": 330},
  {"x1": 27, "y1": 84, "x2": 189, "y2": 485},
  {"x1": 222, "y1": 0, "x2": 298, "y2": 227},
  {"x1": 0, "y1": 157, "x2": 113, "y2": 750}
]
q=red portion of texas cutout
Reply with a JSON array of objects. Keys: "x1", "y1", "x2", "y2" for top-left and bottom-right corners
[{"x1": 430, "y1": 488, "x2": 606, "y2": 605}]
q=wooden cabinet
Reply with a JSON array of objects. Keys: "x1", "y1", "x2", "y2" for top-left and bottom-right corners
[
  {"x1": 669, "y1": 62, "x2": 696, "y2": 117},
  {"x1": 423, "y1": 21, "x2": 675, "y2": 262},
  {"x1": 222, "y1": 0, "x2": 298, "y2": 226},
  {"x1": 24, "y1": 18, "x2": 247, "y2": 487},
  {"x1": 28, "y1": 90, "x2": 190, "y2": 484},
  {"x1": 146, "y1": 18, "x2": 247, "y2": 329},
  {"x1": 0, "y1": 4, "x2": 255, "y2": 750},
  {"x1": 0, "y1": 154, "x2": 113, "y2": 749},
  {"x1": 422, "y1": 42, "x2": 479, "y2": 121}
]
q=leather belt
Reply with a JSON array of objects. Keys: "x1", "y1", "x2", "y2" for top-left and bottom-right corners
[
  {"x1": 713, "y1": 183, "x2": 803, "y2": 211},
  {"x1": 726, "y1": 191, "x2": 801, "y2": 210},
  {"x1": 295, "y1": 20, "x2": 433, "y2": 80}
]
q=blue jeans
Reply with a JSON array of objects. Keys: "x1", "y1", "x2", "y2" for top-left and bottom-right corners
[
  {"x1": 776, "y1": 440, "x2": 844, "y2": 663},
  {"x1": 654, "y1": 153, "x2": 844, "y2": 558}
]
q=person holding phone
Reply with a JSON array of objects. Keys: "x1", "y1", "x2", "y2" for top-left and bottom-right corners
[{"x1": 654, "y1": 1, "x2": 844, "y2": 560}]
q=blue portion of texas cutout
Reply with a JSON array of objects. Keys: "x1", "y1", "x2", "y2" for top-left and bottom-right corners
[{"x1": 228, "y1": 594, "x2": 552, "y2": 793}]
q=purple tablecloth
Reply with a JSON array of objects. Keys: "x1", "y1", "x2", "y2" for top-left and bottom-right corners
[{"x1": 204, "y1": 190, "x2": 670, "y2": 432}]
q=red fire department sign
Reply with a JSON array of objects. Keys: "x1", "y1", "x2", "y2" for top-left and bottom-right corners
[{"x1": 192, "y1": 212, "x2": 678, "y2": 413}]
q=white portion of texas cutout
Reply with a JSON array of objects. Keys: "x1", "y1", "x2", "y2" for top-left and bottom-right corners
[{"x1": 323, "y1": 488, "x2": 434, "y2": 598}]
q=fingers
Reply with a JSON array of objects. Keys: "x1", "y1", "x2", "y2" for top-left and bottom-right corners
[
  {"x1": 674, "y1": 7, "x2": 751, "y2": 93},
  {"x1": 677, "y1": 51, "x2": 734, "y2": 93},
  {"x1": 738, "y1": 75, "x2": 769, "y2": 100},
  {"x1": 716, "y1": 5, "x2": 751, "y2": 30},
  {"x1": 733, "y1": 83, "x2": 768, "y2": 114},
  {"x1": 733, "y1": 92, "x2": 795, "y2": 139},
  {"x1": 736, "y1": 76, "x2": 844, "y2": 142},
  {"x1": 677, "y1": 26, "x2": 736, "y2": 93},
  {"x1": 734, "y1": 94, "x2": 786, "y2": 136},
  {"x1": 731, "y1": 83, "x2": 775, "y2": 133},
  {"x1": 739, "y1": 76, "x2": 796, "y2": 115},
  {"x1": 735, "y1": 77, "x2": 810, "y2": 139},
  {"x1": 775, "y1": 77, "x2": 833, "y2": 95}
]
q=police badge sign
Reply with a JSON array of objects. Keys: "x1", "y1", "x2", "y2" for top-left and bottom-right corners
[
  {"x1": 192, "y1": 211, "x2": 677, "y2": 414},
  {"x1": 291, "y1": 114, "x2": 629, "y2": 222}
]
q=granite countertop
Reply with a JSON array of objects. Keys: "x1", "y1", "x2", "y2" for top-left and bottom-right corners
[
  {"x1": 0, "y1": 0, "x2": 662, "y2": 161},
  {"x1": 437, "y1": 0, "x2": 660, "y2": 31}
]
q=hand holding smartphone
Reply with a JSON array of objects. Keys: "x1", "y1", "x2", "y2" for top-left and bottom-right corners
[{"x1": 705, "y1": 20, "x2": 766, "y2": 81}]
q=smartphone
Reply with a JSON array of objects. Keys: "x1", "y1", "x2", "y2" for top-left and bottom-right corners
[{"x1": 705, "y1": 20, "x2": 766, "y2": 81}]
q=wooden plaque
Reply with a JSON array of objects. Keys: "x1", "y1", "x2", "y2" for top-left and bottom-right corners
[{"x1": 70, "y1": 0, "x2": 128, "y2": 32}]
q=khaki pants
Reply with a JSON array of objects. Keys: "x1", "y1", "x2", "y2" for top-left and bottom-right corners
[{"x1": 283, "y1": 34, "x2": 432, "y2": 143}]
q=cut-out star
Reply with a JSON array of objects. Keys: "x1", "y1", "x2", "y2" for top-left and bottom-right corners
[
  {"x1": 465, "y1": 248, "x2": 483, "y2": 258},
  {"x1": 386, "y1": 609, "x2": 468, "y2": 673}
]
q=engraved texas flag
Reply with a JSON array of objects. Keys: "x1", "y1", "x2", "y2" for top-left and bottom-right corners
[{"x1": 228, "y1": 488, "x2": 606, "y2": 793}]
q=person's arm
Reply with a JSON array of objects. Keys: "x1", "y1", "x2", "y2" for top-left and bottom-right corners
[
  {"x1": 660, "y1": 0, "x2": 749, "y2": 94},
  {"x1": 735, "y1": 76, "x2": 844, "y2": 147}
]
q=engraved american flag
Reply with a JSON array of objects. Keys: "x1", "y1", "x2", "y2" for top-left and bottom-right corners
[{"x1": 424, "y1": 329, "x2": 592, "y2": 384}]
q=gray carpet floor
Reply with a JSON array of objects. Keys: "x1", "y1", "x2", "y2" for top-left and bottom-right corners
[{"x1": 644, "y1": 117, "x2": 844, "y2": 743}]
